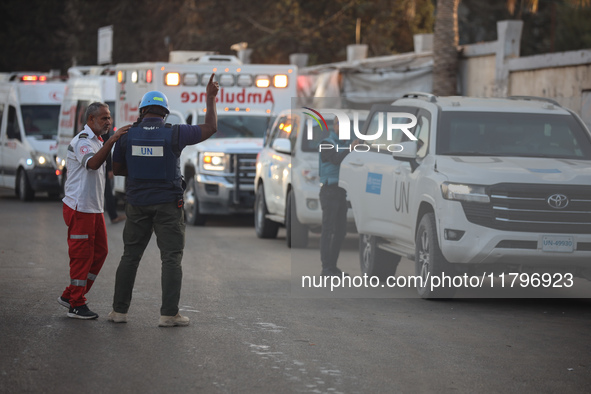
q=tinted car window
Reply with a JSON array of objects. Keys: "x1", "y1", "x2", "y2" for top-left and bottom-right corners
[{"x1": 437, "y1": 111, "x2": 591, "y2": 159}]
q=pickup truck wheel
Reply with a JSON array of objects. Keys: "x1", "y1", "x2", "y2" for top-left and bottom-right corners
[
  {"x1": 17, "y1": 169, "x2": 35, "y2": 202},
  {"x1": 255, "y1": 184, "x2": 279, "y2": 238},
  {"x1": 286, "y1": 190, "x2": 308, "y2": 248},
  {"x1": 359, "y1": 234, "x2": 400, "y2": 280},
  {"x1": 184, "y1": 178, "x2": 206, "y2": 226},
  {"x1": 415, "y1": 213, "x2": 457, "y2": 299}
]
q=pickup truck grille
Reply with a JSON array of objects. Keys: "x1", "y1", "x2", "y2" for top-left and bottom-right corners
[
  {"x1": 226, "y1": 154, "x2": 257, "y2": 186},
  {"x1": 462, "y1": 183, "x2": 591, "y2": 234}
]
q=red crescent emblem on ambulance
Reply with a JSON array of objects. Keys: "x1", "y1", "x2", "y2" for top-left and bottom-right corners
[{"x1": 50, "y1": 91, "x2": 64, "y2": 101}]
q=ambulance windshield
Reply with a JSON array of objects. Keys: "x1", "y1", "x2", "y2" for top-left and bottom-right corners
[{"x1": 21, "y1": 105, "x2": 60, "y2": 139}]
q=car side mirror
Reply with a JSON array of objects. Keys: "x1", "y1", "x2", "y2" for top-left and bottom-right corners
[
  {"x1": 392, "y1": 140, "x2": 419, "y2": 172},
  {"x1": 272, "y1": 138, "x2": 291, "y2": 154},
  {"x1": 392, "y1": 141, "x2": 417, "y2": 161}
]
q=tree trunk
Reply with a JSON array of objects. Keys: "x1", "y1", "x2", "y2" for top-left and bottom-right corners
[{"x1": 432, "y1": 0, "x2": 460, "y2": 96}]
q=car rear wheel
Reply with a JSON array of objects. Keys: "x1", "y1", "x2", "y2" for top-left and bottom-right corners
[
  {"x1": 415, "y1": 212, "x2": 457, "y2": 299},
  {"x1": 184, "y1": 178, "x2": 207, "y2": 226},
  {"x1": 359, "y1": 234, "x2": 400, "y2": 280},
  {"x1": 286, "y1": 190, "x2": 308, "y2": 248},
  {"x1": 255, "y1": 184, "x2": 279, "y2": 239}
]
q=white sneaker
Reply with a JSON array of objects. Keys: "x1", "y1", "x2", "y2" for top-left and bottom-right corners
[
  {"x1": 158, "y1": 313, "x2": 190, "y2": 327},
  {"x1": 107, "y1": 311, "x2": 127, "y2": 323}
]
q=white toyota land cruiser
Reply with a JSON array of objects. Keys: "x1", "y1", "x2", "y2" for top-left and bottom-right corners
[{"x1": 339, "y1": 93, "x2": 591, "y2": 298}]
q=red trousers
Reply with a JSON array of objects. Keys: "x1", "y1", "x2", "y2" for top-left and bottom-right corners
[{"x1": 61, "y1": 204, "x2": 108, "y2": 308}]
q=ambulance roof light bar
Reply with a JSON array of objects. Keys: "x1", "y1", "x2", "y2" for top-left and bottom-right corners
[
  {"x1": 20, "y1": 75, "x2": 48, "y2": 82},
  {"x1": 165, "y1": 72, "x2": 181, "y2": 86},
  {"x1": 255, "y1": 75, "x2": 270, "y2": 88},
  {"x1": 158, "y1": 71, "x2": 289, "y2": 88}
]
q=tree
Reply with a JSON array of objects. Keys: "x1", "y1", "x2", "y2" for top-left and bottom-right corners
[
  {"x1": 432, "y1": 0, "x2": 460, "y2": 96},
  {"x1": 0, "y1": 0, "x2": 68, "y2": 72},
  {"x1": 506, "y1": 0, "x2": 591, "y2": 55}
]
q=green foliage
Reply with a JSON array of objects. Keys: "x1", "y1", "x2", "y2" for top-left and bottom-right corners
[
  {"x1": 1, "y1": 0, "x2": 591, "y2": 73},
  {"x1": 555, "y1": 2, "x2": 591, "y2": 52},
  {"x1": 0, "y1": 0, "x2": 434, "y2": 71},
  {"x1": 0, "y1": 0, "x2": 68, "y2": 72},
  {"x1": 458, "y1": 0, "x2": 591, "y2": 56}
]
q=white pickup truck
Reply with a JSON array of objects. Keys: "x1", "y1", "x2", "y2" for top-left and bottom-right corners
[{"x1": 180, "y1": 111, "x2": 270, "y2": 225}]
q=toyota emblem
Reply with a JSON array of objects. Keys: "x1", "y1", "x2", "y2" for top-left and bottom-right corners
[{"x1": 547, "y1": 194, "x2": 569, "y2": 209}]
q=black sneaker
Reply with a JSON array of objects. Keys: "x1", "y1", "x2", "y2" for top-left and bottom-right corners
[
  {"x1": 67, "y1": 304, "x2": 98, "y2": 320},
  {"x1": 57, "y1": 296, "x2": 70, "y2": 308},
  {"x1": 321, "y1": 268, "x2": 350, "y2": 277}
]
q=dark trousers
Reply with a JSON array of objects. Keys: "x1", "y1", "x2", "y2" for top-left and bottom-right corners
[
  {"x1": 319, "y1": 184, "x2": 348, "y2": 271},
  {"x1": 113, "y1": 201, "x2": 185, "y2": 316},
  {"x1": 104, "y1": 177, "x2": 118, "y2": 221}
]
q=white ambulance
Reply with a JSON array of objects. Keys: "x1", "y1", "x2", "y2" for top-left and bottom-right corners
[
  {"x1": 114, "y1": 55, "x2": 297, "y2": 224},
  {"x1": 0, "y1": 72, "x2": 66, "y2": 201},
  {"x1": 57, "y1": 66, "x2": 117, "y2": 188}
]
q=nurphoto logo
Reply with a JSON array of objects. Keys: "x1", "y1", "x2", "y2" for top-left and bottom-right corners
[{"x1": 302, "y1": 107, "x2": 418, "y2": 153}]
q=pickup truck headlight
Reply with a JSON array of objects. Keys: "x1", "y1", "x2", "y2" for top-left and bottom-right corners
[
  {"x1": 202, "y1": 152, "x2": 227, "y2": 172},
  {"x1": 441, "y1": 182, "x2": 490, "y2": 203}
]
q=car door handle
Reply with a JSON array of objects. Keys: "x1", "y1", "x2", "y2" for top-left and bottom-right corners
[
  {"x1": 394, "y1": 169, "x2": 401, "y2": 174},
  {"x1": 350, "y1": 162, "x2": 364, "y2": 167}
]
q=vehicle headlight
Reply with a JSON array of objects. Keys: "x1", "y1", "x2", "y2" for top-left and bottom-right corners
[
  {"x1": 202, "y1": 152, "x2": 227, "y2": 172},
  {"x1": 55, "y1": 156, "x2": 66, "y2": 170},
  {"x1": 441, "y1": 182, "x2": 490, "y2": 203},
  {"x1": 32, "y1": 153, "x2": 54, "y2": 168}
]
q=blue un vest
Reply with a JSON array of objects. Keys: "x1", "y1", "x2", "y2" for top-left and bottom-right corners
[
  {"x1": 319, "y1": 131, "x2": 346, "y2": 186},
  {"x1": 124, "y1": 121, "x2": 183, "y2": 205}
]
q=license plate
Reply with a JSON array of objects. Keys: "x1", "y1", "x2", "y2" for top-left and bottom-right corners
[{"x1": 541, "y1": 235, "x2": 574, "y2": 253}]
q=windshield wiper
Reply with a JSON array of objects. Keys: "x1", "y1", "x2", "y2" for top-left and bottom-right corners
[{"x1": 442, "y1": 151, "x2": 486, "y2": 156}]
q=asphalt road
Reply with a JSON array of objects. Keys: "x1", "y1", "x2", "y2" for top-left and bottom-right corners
[{"x1": 1, "y1": 189, "x2": 590, "y2": 393}]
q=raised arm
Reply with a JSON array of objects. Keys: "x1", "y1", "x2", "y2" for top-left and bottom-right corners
[{"x1": 198, "y1": 73, "x2": 219, "y2": 142}]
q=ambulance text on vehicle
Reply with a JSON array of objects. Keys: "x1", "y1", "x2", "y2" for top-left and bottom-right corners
[
  {"x1": 0, "y1": 72, "x2": 66, "y2": 201},
  {"x1": 114, "y1": 54, "x2": 297, "y2": 225}
]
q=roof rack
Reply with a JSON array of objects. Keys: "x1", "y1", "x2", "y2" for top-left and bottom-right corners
[
  {"x1": 402, "y1": 92, "x2": 437, "y2": 103},
  {"x1": 508, "y1": 96, "x2": 561, "y2": 106}
]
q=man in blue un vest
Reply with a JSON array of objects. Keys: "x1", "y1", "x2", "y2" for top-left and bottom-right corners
[{"x1": 109, "y1": 74, "x2": 219, "y2": 327}]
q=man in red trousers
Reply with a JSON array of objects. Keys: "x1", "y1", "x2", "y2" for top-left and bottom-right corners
[{"x1": 58, "y1": 102, "x2": 128, "y2": 319}]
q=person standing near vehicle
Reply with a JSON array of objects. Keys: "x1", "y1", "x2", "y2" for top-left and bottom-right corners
[
  {"x1": 58, "y1": 102, "x2": 129, "y2": 319},
  {"x1": 319, "y1": 117, "x2": 359, "y2": 277},
  {"x1": 108, "y1": 74, "x2": 219, "y2": 327}
]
